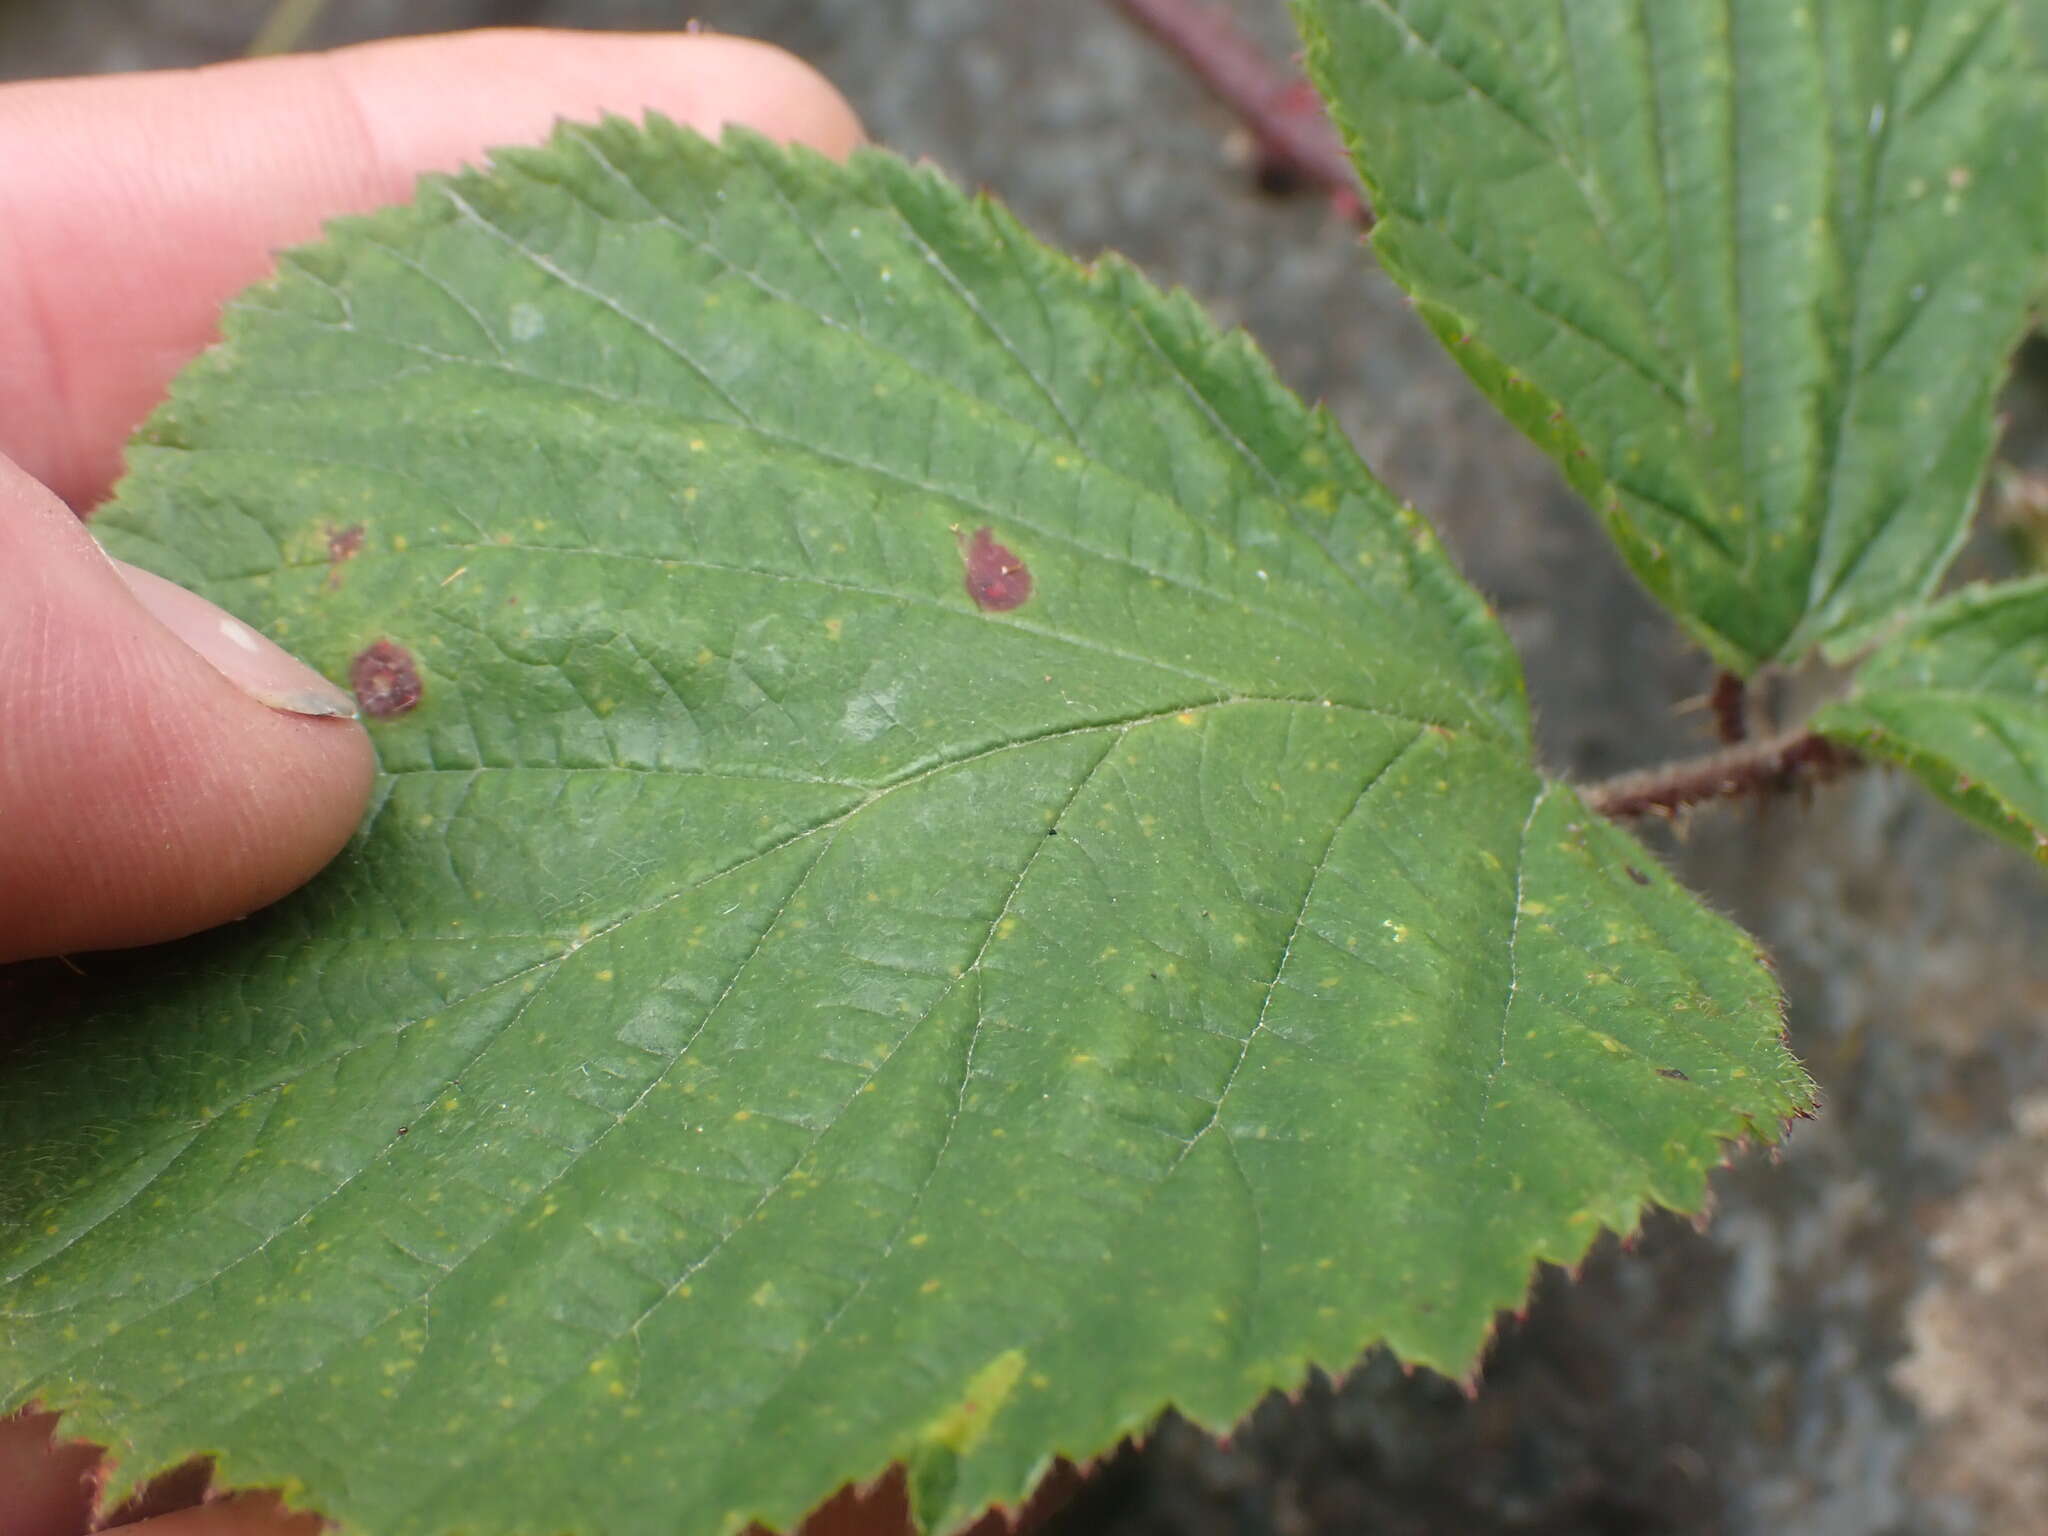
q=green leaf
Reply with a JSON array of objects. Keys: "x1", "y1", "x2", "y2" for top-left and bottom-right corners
[
  {"x1": 1815, "y1": 577, "x2": 2048, "y2": 852},
  {"x1": 2, "y1": 124, "x2": 1808, "y2": 1535},
  {"x1": 1298, "y1": 0, "x2": 2048, "y2": 671}
]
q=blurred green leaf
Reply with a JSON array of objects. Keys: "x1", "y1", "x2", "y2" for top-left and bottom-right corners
[
  {"x1": 1818, "y1": 577, "x2": 2048, "y2": 851},
  {"x1": 1300, "y1": 0, "x2": 2048, "y2": 670}
]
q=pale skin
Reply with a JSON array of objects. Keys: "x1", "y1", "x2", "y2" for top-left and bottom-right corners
[{"x1": 0, "y1": 28, "x2": 861, "y2": 1534}]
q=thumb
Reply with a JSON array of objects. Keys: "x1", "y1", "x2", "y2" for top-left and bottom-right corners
[{"x1": 0, "y1": 454, "x2": 375, "y2": 963}]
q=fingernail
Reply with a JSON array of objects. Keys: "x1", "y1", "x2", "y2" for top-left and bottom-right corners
[{"x1": 111, "y1": 559, "x2": 359, "y2": 719}]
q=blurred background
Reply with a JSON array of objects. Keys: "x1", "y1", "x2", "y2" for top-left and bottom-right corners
[{"x1": 7, "y1": 4, "x2": 2048, "y2": 1533}]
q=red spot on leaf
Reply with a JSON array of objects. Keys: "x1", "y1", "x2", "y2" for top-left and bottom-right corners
[
  {"x1": 349, "y1": 639, "x2": 422, "y2": 718},
  {"x1": 960, "y1": 526, "x2": 1032, "y2": 611},
  {"x1": 324, "y1": 523, "x2": 365, "y2": 588}
]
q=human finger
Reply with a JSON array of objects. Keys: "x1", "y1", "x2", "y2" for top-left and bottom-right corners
[
  {"x1": 0, "y1": 451, "x2": 376, "y2": 961},
  {"x1": 0, "y1": 29, "x2": 863, "y2": 509}
]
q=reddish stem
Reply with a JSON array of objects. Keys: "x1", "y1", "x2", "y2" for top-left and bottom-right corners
[
  {"x1": 1584, "y1": 731, "x2": 1858, "y2": 821},
  {"x1": 1108, "y1": 0, "x2": 1369, "y2": 223},
  {"x1": 1707, "y1": 670, "x2": 1748, "y2": 744}
]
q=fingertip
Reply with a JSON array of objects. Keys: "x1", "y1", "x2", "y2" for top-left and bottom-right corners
[
  {"x1": 654, "y1": 32, "x2": 867, "y2": 159},
  {"x1": 326, "y1": 29, "x2": 866, "y2": 194},
  {"x1": 0, "y1": 458, "x2": 377, "y2": 963},
  {"x1": 1, "y1": 26, "x2": 864, "y2": 508}
]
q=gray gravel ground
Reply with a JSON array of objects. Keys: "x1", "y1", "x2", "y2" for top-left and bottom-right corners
[{"x1": 8, "y1": 3, "x2": 2048, "y2": 1532}]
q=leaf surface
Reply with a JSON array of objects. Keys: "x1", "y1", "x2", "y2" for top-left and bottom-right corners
[
  {"x1": 1298, "y1": 0, "x2": 2048, "y2": 670},
  {"x1": 1, "y1": 125, "x2": 1808, "y2": 1536},
  {"x1": 1816, "y1": 578, "x2": 2048, "y2": 851}
]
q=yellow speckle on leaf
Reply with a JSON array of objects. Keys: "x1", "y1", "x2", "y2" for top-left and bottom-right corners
[{"x1": 918, "y1": 1351, "x2": 1026, "y2": 1456}]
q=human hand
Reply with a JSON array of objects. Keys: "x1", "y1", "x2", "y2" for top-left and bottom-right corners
[{"x1": 0, "y1": 25, "x2": 859, "y2": 1532}]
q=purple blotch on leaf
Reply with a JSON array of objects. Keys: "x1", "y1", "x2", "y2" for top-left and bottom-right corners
[
  {"x1": 324, "y1": 523, "x2": 366, "y2": 588},
  {"x1": 327, "y1": 523, "x2": 365, "y2": 564},
  {"x1": 960, "y1": 526, "x2": 1032, "y2": 611},
  {"x1": 349, "y1": 639, "x2": 423, "y2": 718}
]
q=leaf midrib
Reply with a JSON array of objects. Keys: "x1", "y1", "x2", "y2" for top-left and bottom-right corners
[
  {"x1": 14, "y1": 707, "x2": 1499, "y2": 1519},
  {"x1": 2, "y1": 694, "x2": 1475, "y2": 1315},
  {"x1": 1796, "y1": 3, "x2": 2012, "y2": 647}
]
